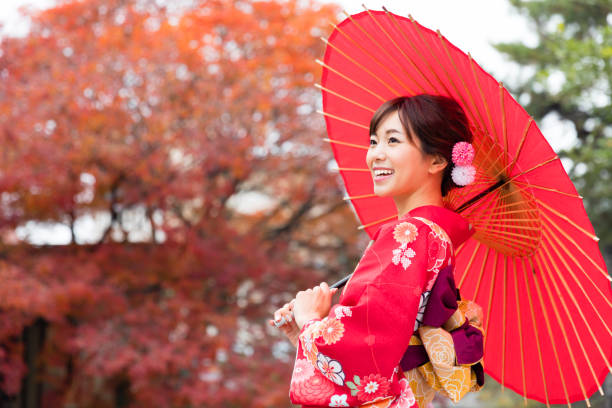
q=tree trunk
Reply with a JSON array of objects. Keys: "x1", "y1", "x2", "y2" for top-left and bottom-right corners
[{"x1": 20, "y1": 318, "x2": 47, "y2": 408}]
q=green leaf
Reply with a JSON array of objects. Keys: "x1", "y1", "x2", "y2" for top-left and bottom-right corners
[{"x1": 353, "y1": 375, "x2": 361, "y2": 385}]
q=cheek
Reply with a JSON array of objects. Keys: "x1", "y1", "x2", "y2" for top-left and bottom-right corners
[{"x1": 365, "y1": 150, "x2": 373, "y2": 168}]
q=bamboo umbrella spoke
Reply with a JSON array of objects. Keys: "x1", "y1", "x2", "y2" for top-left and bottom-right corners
[
  {"x1": 327, "y1": 22, "x2": 417, "y2": 94},
  {"x1": 502, "y1": 256, "x2": 507, "y2": 390},
  {"x1": 528, "y1": 258, "x2": 572, "y2": 407},
  {"x1": 535, "y1": 254, "x2": 595, "y2": 404},
  {"x1": 317, "y1": 109, "x2": 369, "y2": 130},
  {"x1": 378, "y1": 9, "x2": 445, "y2": 95},
  {"x1": 458, "y1": 241, "x2": 481, "y2": 289},
  {"x1": 471, "y1": 247, "x2": 491, "y2": 302},
  {"x1": 537, "y1": 253, "x2": 606, "y2": 396},
  {"x1": 316, "y1": 59, "x2": 386, "y2": 102},
  {"x1": 320, "y1": 37, "x2": 402, "y2": 96},
  {"x1": 343, "y1": 9, "x2": 435, "y2": 94},
  {"x1": 484, "y1": 252, "x2": 498, "y2": 356},
  {"x1": 316, "y1": 84, "x2": 375, "y2": 113},
  {"x1": 323, "y1": 138, "x2": 369, "y2": 151},
  {"x1": 507, "y1": 118, "x2": 534, "y2": 175},
  {"x1": 541, "y1": 222, "x2": 612, "y2": 310},
  {"x1": 521, "y1": 257, "x2": 551, "y2": 407},
  {"x1": 512, "y1": 260, "x2": 528, "y2": 404},
  {"x1": 343, "y1": 194, "x2": 377, "y2": 201},
  {"x1": 540, "y1": 210, "x2": 609, "y2": 280},
  {"x1": 513, "y1": 180, "x2": 582, "y2": 199},
  {"x1": 357, "y1": 214, "x2": 398, "y2": 230},
  {"x1": 539, "y1": 240, "x2": 612, "y2": 374}
]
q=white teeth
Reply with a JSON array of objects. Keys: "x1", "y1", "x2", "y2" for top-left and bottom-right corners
[{"x1": 374, "y1": 169, "x2": 394, "y2": 176}]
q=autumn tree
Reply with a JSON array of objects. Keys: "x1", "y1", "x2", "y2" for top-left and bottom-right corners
[{"x1": 0, "y1": 0, "x2": 364, "y2": 407}]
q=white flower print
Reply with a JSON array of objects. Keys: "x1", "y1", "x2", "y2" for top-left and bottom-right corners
[
  {"x1": 316, "y1": 352, "x2": 346, "y2": 386},
  {"x1": 330, "y1": 394, "x2": 349, "y2": 407},
  {"x1": 414, "y1": 291, "x2": 431, "y2": 331},
  {"x1": 334, "y1": 305, "x2": 353, "y2": 320},
  {"x1": 392, "y1": 243, "x2": 416, "y2": 270}
]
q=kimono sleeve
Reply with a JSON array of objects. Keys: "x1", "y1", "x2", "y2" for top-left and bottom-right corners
[{"x1": 289, "y1": 219, "x2": 435, "y2": 407}]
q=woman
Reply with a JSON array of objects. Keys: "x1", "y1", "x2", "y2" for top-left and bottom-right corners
[{"x1": 270, "y1": 94, "x2": 484, "y2": 407}]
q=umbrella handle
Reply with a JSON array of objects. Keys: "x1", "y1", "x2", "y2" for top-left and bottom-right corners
[
  {"x1": 273, "y1": 274, "x2": 352, "y2": 328},
  {"x1": 330, "y1": 273, "x2": 352, "y2": 289}
]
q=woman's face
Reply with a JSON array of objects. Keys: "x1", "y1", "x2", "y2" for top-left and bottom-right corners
[{"x1": 366, "y1": 110, "x2": 431, "y2": 199}]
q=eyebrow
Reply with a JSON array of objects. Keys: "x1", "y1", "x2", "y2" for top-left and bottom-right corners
[{"x1": 371, "y1": 128, "x2": 402, "y2": 137}]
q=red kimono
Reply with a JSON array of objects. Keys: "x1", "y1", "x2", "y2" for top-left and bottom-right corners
[{"x1": 289, "y1": 205, "x2": 475, "y2": 408}]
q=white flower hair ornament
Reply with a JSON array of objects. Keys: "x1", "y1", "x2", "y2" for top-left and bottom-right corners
[{"x1": 451, "y1": 141, "x2": 476, "y2": 186}]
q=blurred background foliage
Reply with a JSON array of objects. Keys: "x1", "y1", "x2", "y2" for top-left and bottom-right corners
[{"x1": 0, "y1": 0, "x2": 609, "y2": 407}]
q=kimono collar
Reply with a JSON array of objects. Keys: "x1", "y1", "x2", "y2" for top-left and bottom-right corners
[{"x1": 403, "y1": 205, "x2": 474, "y2": 249}]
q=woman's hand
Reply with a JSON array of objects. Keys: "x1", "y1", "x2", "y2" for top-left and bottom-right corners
[
  {"x1": 269, "y1": 300, "x2": 300, "y2": 347},
  {"x1": 293, "y1": 282, "x2": 337, "y2": 329}
]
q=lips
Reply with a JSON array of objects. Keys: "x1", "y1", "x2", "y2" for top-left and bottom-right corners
[{"x1": 372, "y1": 167, "x2": 394, "y2": 182}]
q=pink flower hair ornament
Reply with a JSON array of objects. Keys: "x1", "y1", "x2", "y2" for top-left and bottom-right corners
[{"x1": 451, "y1": 141, "x2": 476, "y2": 186}]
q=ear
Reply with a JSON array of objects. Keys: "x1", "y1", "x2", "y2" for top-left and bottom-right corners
[{"x1": 429, "y1": 154, "x2": 448, "y2": 175}]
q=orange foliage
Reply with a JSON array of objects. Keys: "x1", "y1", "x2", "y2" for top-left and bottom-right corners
[{"x1": 0, "y1": 0, "x2": 370, "y2": 407}]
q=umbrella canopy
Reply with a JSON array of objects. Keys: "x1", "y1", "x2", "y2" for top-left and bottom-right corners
[{"x1": 318, "y1": 7, "x2": 611, "y2": 406}]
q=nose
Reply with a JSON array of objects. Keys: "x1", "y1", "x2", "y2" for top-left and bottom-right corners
[{"x1": 372, "y1": 142, "x2": 386, "y2": 160}]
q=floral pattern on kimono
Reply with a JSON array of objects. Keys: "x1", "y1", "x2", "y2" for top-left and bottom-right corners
[{"x1": 290, "y1": 216, "x2": 451, "y2": 407}]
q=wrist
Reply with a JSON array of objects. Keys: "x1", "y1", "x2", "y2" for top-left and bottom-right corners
[{"x1": 296, "y1": 314, "x2": 321, "y2": 330}]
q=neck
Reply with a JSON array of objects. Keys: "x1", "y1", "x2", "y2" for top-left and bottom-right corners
[{"x1": 393, "y1": 185, "x2": 444, "y2": 218}]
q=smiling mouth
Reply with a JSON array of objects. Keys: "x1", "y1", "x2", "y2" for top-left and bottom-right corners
[{"x1": 373, "y1": 169, "x2": 394, "y2": 181}]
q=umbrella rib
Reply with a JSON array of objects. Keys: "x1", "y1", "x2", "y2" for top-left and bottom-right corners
[
  {"x1": 468, "y1": 52, "x2": 499, "y2": 139},
  {"x1": 541, "y1": 227, "x2": 612, "y2": 336},
  {"x1": 317, "y1": 110, "x2": 369, "y2": 130},
  {"x1": 542, "y1": 221, "x2": 612, "y2": 311},
  {"x1": 461, "y1": 156, "x2": 559, "y2": 217},
  {"x1": 499, "y1": 83, "x2": 509, "y2": 168},
  {"x1": 512, "y1": 260, "x2": 528, "y2": 404},
  {"x1": 474, "y1": 227, "x2": 540, "y2": 242},
  {"x1": 520, "y1": 256, "x2": 551, "y2": 408},
  {"x1": 470, "y1": 217, "x2": 540, "y2": 223},
  {"x1": 341, "y1": 9, "x2": 432, "y2": 93},
  {"x1": 455, "y1": 240, "x2": 466, "y2": 256},
  {"x1": 528, "y1": 257, "x2": 572, "y2": 407},
  {"x1": 513, "y1": 180, "x2": 582, "y2": 199},
  {"x1": 470, "y1": 208, "x2": 540, "y2": 218},
  {"x1": 343, "y1": 194, "x2": 377, "y2": 201},
  {"x1": 534, "y1": 254, "x2": 594, "y2": 404},
  {"x1": 315, "y1": 84, "x2": 375, "y2": 113},
  {"x1": 458, "y1": 241, "x2": 481, "y2": 289},
  {"x1": 336, "y1": 167, "x2": 370, "y2": 172},
  {"x1": 471, "y1": 221, "x2": 540, "y2": 230},
  {"x1": 536, "y1": 198, "x2": 599, "y2": 242},
  {"x1": 472, "y1": 247, "x2": 490, "y2": 302},
  {"x1": 468, "y1": 54, "x2": 500, "y2": 146},
  {"x1": 502, "y1": 255, "x2": 507, "y2": 390},
  {"x1": 437, "y1": 30, "x2": 489, "y2": 132},
  {"x1": 319, "y1": 37, "x2": 402, "y2": 96},
  {"x1": 484, "y1": 252, "x2": 499, "y2": 357},
  {"x1": 537, "y1": 250, "x2": 606, "y2": 396},
  {"x1": 508, "y1": 118, "x2": 534, "y2": 175},
  {"x1": 323, "y1": 138, "x2": 369, "y2": 151},
  {"x1": 374, "y1": 9, "x2": 441, "y2": 93},
  {"x1": 357, "y1": 214, "x2": 398, "y2": 230},
  {"x1": 327, "y1": 21, "x2": 417, "y2": 94},
  {"x1": 539, "y1": 209, "x2": 609, "y2": 280},
  {"x1": 539, "y1": 237, "x2": 612, "y2": 373},
  {"x1": 316, "y1": 59, "x2": 386, "y2": 102}
]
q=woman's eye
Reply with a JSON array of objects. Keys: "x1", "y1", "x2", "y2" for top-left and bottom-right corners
[
  {"x1": 389, "y1": 137, "x2": 399, "y2": 143},
  {"x1": 369, "y1": 139, "x2": 377, "y2": 146}
]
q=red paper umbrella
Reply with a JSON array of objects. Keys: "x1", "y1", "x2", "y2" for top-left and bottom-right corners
[{"x1": 319, "y1": 7, "x2": 611, "y2": 406}]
